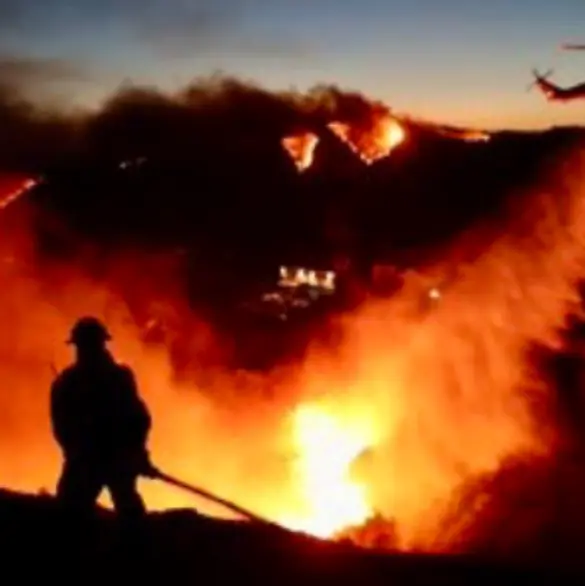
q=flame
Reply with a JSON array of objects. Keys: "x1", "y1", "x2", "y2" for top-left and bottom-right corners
[
  {"x1": 281, "y1": 132, "x2": 319, "y2": 172},
  {"x1": 437, "y1": 127, "x2": 491, "y2": 143},
  {"x1": 458, "y1": 130, "x2": 490, "y2": 143},
  {"x1": 278, "y1": 266, "x2": 335, "y2": 291},
  {"x1": 281, "y1": 403, "x2": 376, "y2": 538},
  {"x1": 328, "y1": 112, "x2": 405, "y2": 164},
  {"x1": 0, "y1": 177, "x2": 37, "y2": 210},
  {"x1": 0, "y1": 146, "x2": 582, "y2": 553}
]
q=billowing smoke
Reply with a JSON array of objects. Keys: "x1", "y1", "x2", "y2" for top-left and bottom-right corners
[
  {"x1": 332, "y1": 147, "x2": 585, "y2": 550},
  {"x1": 0, "y1": 197, "x2": 302, "y2": 518},
  {"x1": 0, "y1": 73, "x2": 391, "y2": 171},
  {"x1": 0, "y1": 72, "x2": 584, "y2": 567}
]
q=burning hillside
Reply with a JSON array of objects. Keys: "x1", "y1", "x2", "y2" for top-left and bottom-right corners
[{"x1": 0, "y1": 74, "x2": 584, "y2": 566}]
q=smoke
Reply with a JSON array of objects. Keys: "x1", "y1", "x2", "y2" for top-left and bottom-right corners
[
  {"x1": 0, "y1": 56, "x2": 86, "y2": 89},
  {"x1": 1, "y1": 145, "x2": 582, "y2": 549},
  {"x1": 0, "y1": 69, "x2": 396, "y2": 170},
  {"x1": 0, "y1": 198, "x2": 302, "y2": 519},
  {"x1": 328, "y1": 145, "x2": 585, "y2": 559},
  {"x1": 0, "y1": 70, "x2": 584, "y2": 566}
]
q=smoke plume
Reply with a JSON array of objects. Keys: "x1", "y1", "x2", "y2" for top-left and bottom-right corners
[{"x1": 0, "y1": 71, "x2": 584, "y2": 567}]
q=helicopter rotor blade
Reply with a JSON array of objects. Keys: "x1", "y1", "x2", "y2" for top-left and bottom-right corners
[{"x1": 526, "y1": 68, "x2": 554, "y2": 92}]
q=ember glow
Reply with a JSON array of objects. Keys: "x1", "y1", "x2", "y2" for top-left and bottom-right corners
[
  {"x1": 458, "y1": 130, "x2": 490, "y2": 143},
  {"x1": 438, "y1": 128, "x2": 491, "y2": 143},
  {"x1": 281, "y1": 132, "x2": 319, "y2": 172},
  {"x1": 0, "y1": 177, "x2": 37, "y2": 210}
]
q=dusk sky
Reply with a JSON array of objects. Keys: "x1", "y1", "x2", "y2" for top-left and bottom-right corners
[{"x1": 2, "y1": 0, "x2": 585, "y2": 129}]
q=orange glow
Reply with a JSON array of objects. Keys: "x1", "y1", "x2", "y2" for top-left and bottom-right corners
[
  {"x1": 281, "y1": 132, "x2": 319, "y2": 172},
  {"x1": 438, "y1": 128, "x2": 491, "y2": 142},
  {"x1": 280, "y1": 403, "x2": 376, "y2": 537},
  {"x1": 278, "y1": 266, "x2": 335, "y2": 291},
  {"x1": 0, "y1": 147, "x2": 583, "y2": 550},
  {"x1": 459, "y1": 130, "x2": 490, "y2": 142},
  {"x1": 282, "y1": 113, "x2": 406, "y2": 170},
  {"x1": 0, "y1": 176, "x2": 37, "y2": 210},
  {"x1": 328, "y1": 112, "x2": 405, "y2": 164}
]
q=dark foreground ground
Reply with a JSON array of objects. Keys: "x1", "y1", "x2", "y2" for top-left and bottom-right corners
[{"x1": 0, "y1": 488, "x2": 580, "y2": 585}]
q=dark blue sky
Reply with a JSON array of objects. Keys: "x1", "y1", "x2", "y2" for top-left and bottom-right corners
[{"x1": 2, "y1": 0, "x2": 585, "y2": 128}]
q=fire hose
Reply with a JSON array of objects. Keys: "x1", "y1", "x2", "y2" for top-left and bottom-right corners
[
  {"x1": 47, "y1": 361, "x2": 286, "y2": 532},
  {"x1": 149, "y1": 466, "x2": 287, "y2": 531}
]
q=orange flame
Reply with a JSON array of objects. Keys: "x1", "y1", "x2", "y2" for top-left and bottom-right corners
[
  {"x1": 328, "y1": 113, "x2": 405, "y2": 164},
  {"x1": 280, "y1": 403, "x2": 377, "y2": 537},
  {"x1": 281, "y1": 132, "x2": 319, "y2": 172},
  {"x1": 0, "y1": 147, "x2": 582, "y2": 552},
  {"x1": 457, "y1": 130, "x2": 490, "y2": 143},
  {"x1": 437, "y1": 127, "x2": 491, "y2": 143}
]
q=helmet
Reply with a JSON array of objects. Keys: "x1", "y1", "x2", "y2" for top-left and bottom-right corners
[{"x1": 67, "y1": 316, "x2": 112, "y2": 345}]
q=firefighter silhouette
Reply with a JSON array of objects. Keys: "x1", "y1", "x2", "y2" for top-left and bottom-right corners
[{"x1": 50, "y1": 316, "x2": 153, "y2": 520}]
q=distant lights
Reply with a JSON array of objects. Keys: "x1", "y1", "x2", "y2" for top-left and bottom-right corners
[
  {"x1": 279, "y1": 266, "x2": 336, "y2": 292},
  {"x1": 119, "y1": 156, "x2": 147, "y2": 170}
]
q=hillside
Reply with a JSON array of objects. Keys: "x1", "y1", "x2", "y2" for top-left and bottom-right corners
[{"x1": 0, "y1": 488, "x2": 573, "y2": 584}]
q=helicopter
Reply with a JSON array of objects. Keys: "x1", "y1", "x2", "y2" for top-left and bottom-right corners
[
  {"x1": 529, "y1": 43, "x2": 585, "y2": 102},
  {"x1": 528, "y1": 68, "x2": 585, "y2": 102}
]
